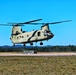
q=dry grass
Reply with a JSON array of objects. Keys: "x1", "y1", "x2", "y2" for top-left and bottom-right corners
[{"x1": 0, "y1": 56, "x2": 76, "y2": 75}]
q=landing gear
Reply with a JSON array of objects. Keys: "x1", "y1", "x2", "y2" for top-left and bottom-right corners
[
  {"x1": 34, "y1": 48, "x2": 37, "y2": 54},
  {"x1": 13, "y1": 44, "x2": 15, "y2": 46},
  {"x1": 34, "y1": 50, "x2": 37, "y2": 54},
  {"x1": 40, "y1": 42, "x2": 43, "y2": 45},
  {"x1": 23, "y1": 44, "x2": 26, "y2": 46},
  {"x1": 30, "y1": 42, "x2": 33, "y2": 46}
]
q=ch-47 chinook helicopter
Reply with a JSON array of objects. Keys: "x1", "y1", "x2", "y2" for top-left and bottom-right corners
[{"x1": 1, "y1": 19, "x2": 71, "y2": 47}]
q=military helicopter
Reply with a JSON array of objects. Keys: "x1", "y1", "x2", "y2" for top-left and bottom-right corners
[{"x1": 0, "y1": 19, "x2": 71, "y2": 47}]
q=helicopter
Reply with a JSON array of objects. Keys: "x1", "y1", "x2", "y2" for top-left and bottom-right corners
[{"x1": 0, "y1": 19, "x2": 71, "y2": 47}]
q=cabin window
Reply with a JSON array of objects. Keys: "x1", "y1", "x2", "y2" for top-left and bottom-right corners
[
  {"x1": 22, "y1": 36, "x2": 24, "y2": 38},
  {"x1": 20, "y1": 36, "x2": 21, "y2": 38},
  {"x1": 17, "y1": 37, "x2": 18, "y2": 39},
  {"x1": 27, "y1": 35, "x2": 29, "y2": 37},
  {"x1": 38, "y1": 32, "x2": 41, "y2": 36}
]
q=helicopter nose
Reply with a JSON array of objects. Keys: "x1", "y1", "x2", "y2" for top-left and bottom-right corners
[
  {"x1": 47, "y1": 33, "x2": 54, "y2": 38},
  {"x1": 51, "y1": 33, "x2": 54, "y2": 38}
]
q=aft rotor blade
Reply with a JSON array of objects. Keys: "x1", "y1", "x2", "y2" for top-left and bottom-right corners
[
  {"x1": 0, "y1": 24, "x2": 11, "y2": 26},
  {"x1": 0, "y1": 24, "x2": 24, "y2": 26},
  {"x1": 18, "y1": 18, "x2": 42, "y2": 24}
]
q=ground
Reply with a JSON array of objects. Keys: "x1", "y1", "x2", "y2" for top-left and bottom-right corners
[{"x1": 0, "y1": 53, "x2": 76, "y2": 75}]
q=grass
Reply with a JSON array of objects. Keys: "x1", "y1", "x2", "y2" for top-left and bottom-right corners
[{"x1": 0, "y1": 56, "x2": 76, "y2": 75}]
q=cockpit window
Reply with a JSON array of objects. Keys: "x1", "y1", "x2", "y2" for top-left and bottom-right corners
[
  {"x1": 16, "y1": 31, "x2": 20, "y2": 35},
  {"x1": 21, "y1": 28, "x2": 22, "y2": 31},
  {"x1": 46, "y1": 31, "x2": 50, "y2": 33}
]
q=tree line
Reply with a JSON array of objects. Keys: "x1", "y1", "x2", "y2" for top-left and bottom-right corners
[{"x1": 0, "y1": 45, "x2": 76, "y2": 52}]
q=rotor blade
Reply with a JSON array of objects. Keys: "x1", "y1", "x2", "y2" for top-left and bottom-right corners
[
  {"x1": 18, "y1": 18, "x2": 42, "y2": 24},
  {"x1": 7, "y1": 18, "x2": 42, "y2": 25},
  {"x1": 0, "y1": 24, "x2": 24, "y2": 26},
  {"x1": 0, "y1": 24, "x2": 11, "y2": 26},
  {"x1": 0, "y1": 19, "x2": 71, "y2": 26},
  {"x1": 26, "y1": 20, "x2": 72, "y2": 25},
  {"x1": 49, "y1": 20, "x2": 72, "y2": 24},
  {"x1": 0, "y1": 18, "x2": 42, "y2": 26}
]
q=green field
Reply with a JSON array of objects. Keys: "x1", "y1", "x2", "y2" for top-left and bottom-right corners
[{"x1": 0, "y1": 56, "x2": 76, "y2": 75}]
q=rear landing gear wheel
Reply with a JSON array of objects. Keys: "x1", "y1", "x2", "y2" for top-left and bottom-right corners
[
  {"x1": 40, "y1": 42, "x2": 43, "y2": 45},
  {"x1": 30, "y1": 43, "x2": 33, "y2": 46},
  {"x1": 23, "y1": 44, "x2": 25, "y2": 46}
]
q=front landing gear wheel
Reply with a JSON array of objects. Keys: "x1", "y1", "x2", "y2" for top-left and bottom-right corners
[
  {"x1": 34, "y1": 50, "x2": 37, "y2": 54},
  {"x1": 34, "y1": 47, "x2": 37, "y2": 54},
  {"x1": 13, "y1": 44, "x2": 15, "y2": 47}
]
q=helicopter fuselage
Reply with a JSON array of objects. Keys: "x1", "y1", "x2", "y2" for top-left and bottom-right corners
[{"x1": 10, "y1": 24, "x2": 54, "y2": 45}]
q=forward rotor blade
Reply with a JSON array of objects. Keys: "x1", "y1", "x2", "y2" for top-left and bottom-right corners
[
  {"x1": 27, "y1": 20, "x2": 72, "y2": 25},
  {"x1": 49, "y1": 20, "x2": 72, "y2": 24}
]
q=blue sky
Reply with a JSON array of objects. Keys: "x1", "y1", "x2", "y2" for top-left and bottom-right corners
[{"x1": 0, "y1": 0, "x2": 76, "y2": 46}]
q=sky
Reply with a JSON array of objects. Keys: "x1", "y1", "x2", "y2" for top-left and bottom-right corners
[{"x1": 0, "y1": 0, "x2": 76, "y2": 46}]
